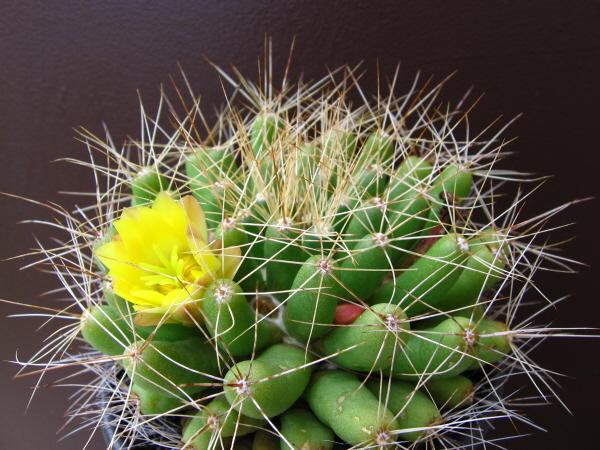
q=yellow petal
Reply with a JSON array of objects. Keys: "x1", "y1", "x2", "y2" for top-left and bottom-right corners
[
  {"x1": 129, "y1": 288, "x2": 165, "y2": 307},
  {"x1": 95, "y1": 239, "x2": 122, "y2": 269},
  {"x1": 181, "y1": 195, "x2": 208, "y2": 242},
  {"x1": 134, "y1": 310, "x2": 174, "y2": 326},
  {"x1": 220, "y1": 246, "x2": 242, "y2": 279},
  {"x1": 188, "y1": 238, "x2": 221, "y2": 277},
  {"x1": 161, "y1": 288, "x2": 191, "y2": 307}
]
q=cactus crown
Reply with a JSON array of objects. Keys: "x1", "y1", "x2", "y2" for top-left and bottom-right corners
[{"x1": 11, "y1": 57, "x2": 582, "y2": 449}]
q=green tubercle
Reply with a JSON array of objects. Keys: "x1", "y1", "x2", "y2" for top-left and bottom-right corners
[
  {"x1": 283, "y1": 255, "x2": 339, "y2": 342},
  {"x1": 279, "y1": 408, "x2": 334, "y2": 450},
  {"x1": 322, "y1": 303, "x2": 408, "y2": 372},
  {"x1": 306, "y1": 371, "x2": 398, "y2": 446},
  {"x1": 131, "y1": 169, "x2": 169, "y2": 206},
  {"x1": 366, "y1": 379, "x2": 441, "y2": 442},
  {"x1": 223, "y1": 344, "x2": 313, "y2": 419},
  {"x1": 80, "y1": 304, "x2": 134, "y2": 356}
]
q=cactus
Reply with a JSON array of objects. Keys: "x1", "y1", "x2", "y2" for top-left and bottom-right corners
[
  {"x1": 425, "y1": 375, "x2": 474, "y2": 410},
  {"x1": 306, "y1": 371, "x2": 398, "y2": 446},
  {"x1": 223, "y1": 344, "x2": 313, "y2": 420},
  {"x1": 366, "y1": 379, "x2": 441, "y2": 442},
  {"x1": 8, "y1": 55, "x2": 587, "y2": 450},
  {"x1": 182, "y1": 397, "x2": 264, "y2": 449},
  {"x1": 279, "y1": 408, "x2": 334, "y2": 450}
]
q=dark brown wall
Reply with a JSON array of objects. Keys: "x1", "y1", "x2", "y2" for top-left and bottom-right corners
[{"x1": 1, "y1": 1, "x2": 599, "y2": 449}]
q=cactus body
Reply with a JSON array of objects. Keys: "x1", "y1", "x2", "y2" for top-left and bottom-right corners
[
  {"x1": 390, "y1": 316, "x2": 476, "y2": 379},
  {"x1": 306, "y1": 371, "x2": 398, "y2": 446},
  {"x1": 223, "y1": 344, "x2": 313, "y2": 419},
  {"x1": 441, "y1": 235, "x2": 507, "y2": 313},
  {"x1": 283, "y1": 255, "x2": 339, "y2": 342},
  {"x1": 131, "y1": 170, "x2": 168, "y2": 206},
  {"x1": 253, "y1": 431, "x2": 279, "y2": 449},
  {"x1": 473, "y1": 319, "x2": 512, "y2": 364},
  {"x1": 123, "y1": 336, "x2": 220, "y2": 397},
  {"x1": 366, "y1": 379, "x2": 441, "y2": 442},
  {"x1": 186, "y1": 148, "x2": 239, "y2": 226},
  {"x1": 426, "y1": 375, "x2": 474, "y2": 410},
  {"x1": 202, "y1": 279, "x2": 281, "y2": 357},
  {"x1": 131, "y1": 382, "x2": 183, "y2": 415},
  {"x1": 264, "y1": 222, "x2": 306, "y2": 294},
  {"x1": 372, "y1": 233, "x2": 470, "y2": 315},
  {"x1": 22, "y1": 59, "x2": 575, "y2": 450},
  {"x1": 322, "y1": 303, "x2": 408, "y2": 372},
  {"x1": 182, "y1": 397, "x2": 264, "y2": 450},
  {"x1": 338, "y1": 233, "x2": 398, "y2": 301},
  {"x1": 80, "y1": 304, "x2": 134, "y2": 356},
  {"x1": 279, "y1": 408, "x2": 334, "y2": 450}
]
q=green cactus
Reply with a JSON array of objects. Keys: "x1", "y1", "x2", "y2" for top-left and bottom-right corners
[
  {"x1": 182, "y1": 397, "x2": 264, "y2": 449},
  {"x1": 321, "y1": 303, "x2": 408, "y2": 372},
  {"x1": 122, "y1": 336, "x2": 220, "y2": 398},
  {"x1": 202, "y1": 279, "x2": 282, "y2": 357},
  {"x1": 186, "y1": 147, "x2": 240, "y2": 226},
  {"x1": 279, "y1": 408, "x2": 334, "y2": 450},
  {"x1": 366, "y1": 379, "x2": 441, "y2": 442},
  {"x1": 130, "y1": 169, "x2": 169, "y2": 206},
  {"x1": 371, "y1": 233, "x2": 470, "y2": 315},
  {"x1": 283, "y1": 255, "x2": 339, "y2": 342},
  {"x1": 80, "y1": 304, "x2": 134, "y2": 356},
  {"x1": 131, "y1": 382, "x2": 183, "y2": 415},
  {"x1": 426, "y1": 375, "x2": 474, "y2": 410},
  {"x1": 306, "y1": 371, "x2": 398, "y2": 446},
  {"x1": 78, "y1": 103, "x2": 522, "y2": 449},
  {"x1": 223, "y1": 344, "x2": 313, "y2": 419},
  {"x1": 17, "y1": 58, "x2": 579, "y2": 450}
]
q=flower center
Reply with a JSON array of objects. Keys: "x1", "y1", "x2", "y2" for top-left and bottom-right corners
[{"x1": 139, "y1": 245, "x2": 204, "y2": 294}]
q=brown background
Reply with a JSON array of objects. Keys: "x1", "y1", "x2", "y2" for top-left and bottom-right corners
[{"x1": 1, "y1": 1, "x2": 599, "y2": 449}]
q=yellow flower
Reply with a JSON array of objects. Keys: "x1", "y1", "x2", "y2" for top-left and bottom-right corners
[{"x1": 96, "y1": 193, "x2": 240, "y2": 324}]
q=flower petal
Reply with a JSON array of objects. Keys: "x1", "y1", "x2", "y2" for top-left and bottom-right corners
[
  {"x1": 181, "y1": 195, "x2": 208, "y2": 243},
  {"x1": 220, "y1": 246, "x2": 242, "y2": 279}
]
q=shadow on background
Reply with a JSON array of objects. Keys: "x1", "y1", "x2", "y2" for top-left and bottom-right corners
[{"x1": 1, "y1": 1, "x2": 599, "y2": 449}]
